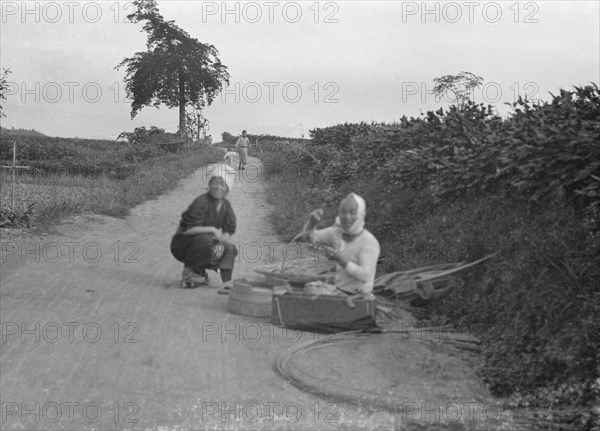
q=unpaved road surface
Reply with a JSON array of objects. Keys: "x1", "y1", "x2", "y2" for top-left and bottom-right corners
[{"x1": 1, "y1": 157, "x2": 502, "y2": 430}]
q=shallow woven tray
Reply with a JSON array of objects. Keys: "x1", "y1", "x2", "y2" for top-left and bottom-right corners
[{"x1": 254, "y1": 260, "x2": 336, "y2": 286}]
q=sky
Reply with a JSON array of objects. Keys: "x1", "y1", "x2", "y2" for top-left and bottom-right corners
[{"x1": 1, "y1": 0, "x2": 599, "y2": 141}]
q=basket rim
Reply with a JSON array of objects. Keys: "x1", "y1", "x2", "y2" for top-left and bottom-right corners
[{"x1": 255, "y1": 269, "x2": 335, "y2": 282}]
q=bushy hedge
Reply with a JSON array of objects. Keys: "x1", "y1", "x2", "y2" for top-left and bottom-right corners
[
  {"x1": 0, "y1": 135, "x2": 79, "y2": 161},
  {"x1": 308, "y1": 85, "x2": 600, "y2": 208},
  {"x1": 221, "y1": 131, "x2": 311, "y2": 147},
  {"x1": 260, "y1": 84, "x2": 600, "y2": 409},
  {"x1": 0, "y1": 134, "x2": 170, "y2": 180},
  {"x1": 0, "y1": 127, "x2": 47, "y2": 137}
]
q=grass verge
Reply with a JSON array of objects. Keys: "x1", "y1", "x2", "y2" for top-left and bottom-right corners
[
  {"x1": 255, "y1": 150, "x2": 600, "y2": 424},
  {"x1": 0, "y1": 145, "x2": 224, "y2": 234}
]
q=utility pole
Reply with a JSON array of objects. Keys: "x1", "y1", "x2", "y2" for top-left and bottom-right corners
[{"x1": 197, "y1": 112, "x2": 202, "y2": 143}]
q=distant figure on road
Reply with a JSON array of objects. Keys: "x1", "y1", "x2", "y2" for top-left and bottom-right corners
[
  {"x1": 223, "y1": 148, "x2": 239, "y2": 169},
  {"x1": 235, "y1": 130, "x2": 249, "y2": 170},
  {"x1": 170, "y1": 175, "x2": 238, "y2": 289}
]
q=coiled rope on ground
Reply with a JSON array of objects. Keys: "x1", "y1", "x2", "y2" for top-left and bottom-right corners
[
  {"x1": 273, "y1": 328, "x2": 481, "y2": 413},
  {"x1": 273, "y1": 329, "x2": 597, "y2": 430}
]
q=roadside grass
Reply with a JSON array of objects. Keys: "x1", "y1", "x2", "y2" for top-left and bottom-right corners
[
  {"x1": 255, "y1": 148, "x2": 600, "y2": 416},
  {"x1": 256, "y1": 151, "x2": 330, "y2": 241},
  {"x1": 1, "y1": 145, "x2": 224, "y2": 233},
  {"x1": 87, "y1": 145, "x2": 222, "y2": 217}
]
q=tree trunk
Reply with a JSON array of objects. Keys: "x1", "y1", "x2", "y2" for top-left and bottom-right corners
[
  {"x1": 197, "y1": 113, "x2": 201, "y2": 143},
  {"x1": 178, "y1": 68, "x2": 186, "y2": 142}
]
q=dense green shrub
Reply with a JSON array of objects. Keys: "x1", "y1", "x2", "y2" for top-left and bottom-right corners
[
  {"x1": 118, "y1": 144, "x2": 166, "y2": 163},
  {"x1": 221, "y1": 131, "x2": 237, "y2": 146},
  {"x1": 0, "y1": 134, "x2": 170, "y2": 181},
  {"x1": 258, "y1": 84, "x2": 600, "y2": 409},
  {"x1": 308, "y1": 85, "x2": 600, "y2": 209},
  {"x1": 0, "y1": 127, "x2": 47, "y2": 137},
  {"x1": 309, "y1": 121, "x2": 377, "y2": 150},
  {"x1": 0, "y1": 135, "x2": 78, "y2": 161},
  {"x1": 116, "y1": 126, "x2": 169, "y2": 146}
]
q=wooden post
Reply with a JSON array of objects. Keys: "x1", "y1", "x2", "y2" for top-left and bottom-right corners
[
  {"x1": 196, "y1": 114, "x2": 204, "y2": 144},
  {"x1": 1, "y1": 142, "x2": 30, "y2": 213}
]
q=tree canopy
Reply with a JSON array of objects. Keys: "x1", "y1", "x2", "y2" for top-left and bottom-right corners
[
  {"x1": 116, "y1": 0, "x2": 229, "y2": 138},
  {"x1": 0, "y1": 68, "x2": 12, "y2": 118},
  {"x1": 433, "y1": 71, "x2": 483, "y2": 109}
]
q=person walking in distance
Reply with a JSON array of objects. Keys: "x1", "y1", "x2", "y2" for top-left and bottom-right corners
[{"x1": 235, "y1": 130, "x2": 249, "y2": 170}]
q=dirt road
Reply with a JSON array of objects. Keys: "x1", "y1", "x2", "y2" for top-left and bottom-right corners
[
  {"x1": 1, "y1": 157, "x2": 507, "y2": 430},
  {"x1": 0, "y1": 157, "x2": 403, "y2": 430}
]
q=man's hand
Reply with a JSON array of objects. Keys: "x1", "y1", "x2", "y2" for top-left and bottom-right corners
[
  {"x1": 309, "y1": 209, "x2": 323, "y2": 223},
  {"x1": 305, "y1": 208, "x2": 323, "y2": 230},
  {"x1": 212, "y1": 242, "x2": 225, "y2": 260},
  {"x1": 182, "y1": 226, "x2": 217, "y2": 236},
  {"x1": 320, "y1": 243, "x2": 348, "y2": 267}
]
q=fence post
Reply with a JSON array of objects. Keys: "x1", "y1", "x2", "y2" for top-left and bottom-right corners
[{"x1": 1, "y1": 142, "x2": 30, "y2": 213}]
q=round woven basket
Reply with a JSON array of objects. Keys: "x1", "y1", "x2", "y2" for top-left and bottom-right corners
[{"x1": 226, "y1": 278, "x2": 273, "y2": 318}]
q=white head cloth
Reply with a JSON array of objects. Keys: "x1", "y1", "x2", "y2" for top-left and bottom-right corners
[{"x1": 335, "y1": 192, "x2": 366, "y2": 235}]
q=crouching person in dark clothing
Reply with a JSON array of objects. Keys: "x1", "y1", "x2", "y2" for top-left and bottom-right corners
[{"x1": 170, "y1": 175, "x2": 238, "y2": 289}]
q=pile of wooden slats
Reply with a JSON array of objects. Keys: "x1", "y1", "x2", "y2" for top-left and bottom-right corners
[{"x1": 373, "y1": 254, "x2": 495, "y2": 303}]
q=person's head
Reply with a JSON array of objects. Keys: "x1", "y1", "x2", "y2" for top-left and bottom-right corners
[
  {"x1": 241, "y1": 130, "x2": 247, "y2": 137},
  {"x1": 337, "y1": 193, "x2": 366, "y2": 235},
  {"x1": 208, "y1": 175, "x2": 229, "y2": 200}
]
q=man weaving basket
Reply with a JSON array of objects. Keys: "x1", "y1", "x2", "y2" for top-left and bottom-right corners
[{"x1": 299, "y1": 193, "x2": 381, "y2": 307}]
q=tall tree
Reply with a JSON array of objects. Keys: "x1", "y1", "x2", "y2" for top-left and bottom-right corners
[
  {"x1": 116, "y1": 0, "x2": 229, "y2": 140},
  {"x1": 0, "y1": 68, "x2": 12, "y2": 118},
  {"x1": 433, "y1": 71, "x2": 483, "y2": 110}
]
